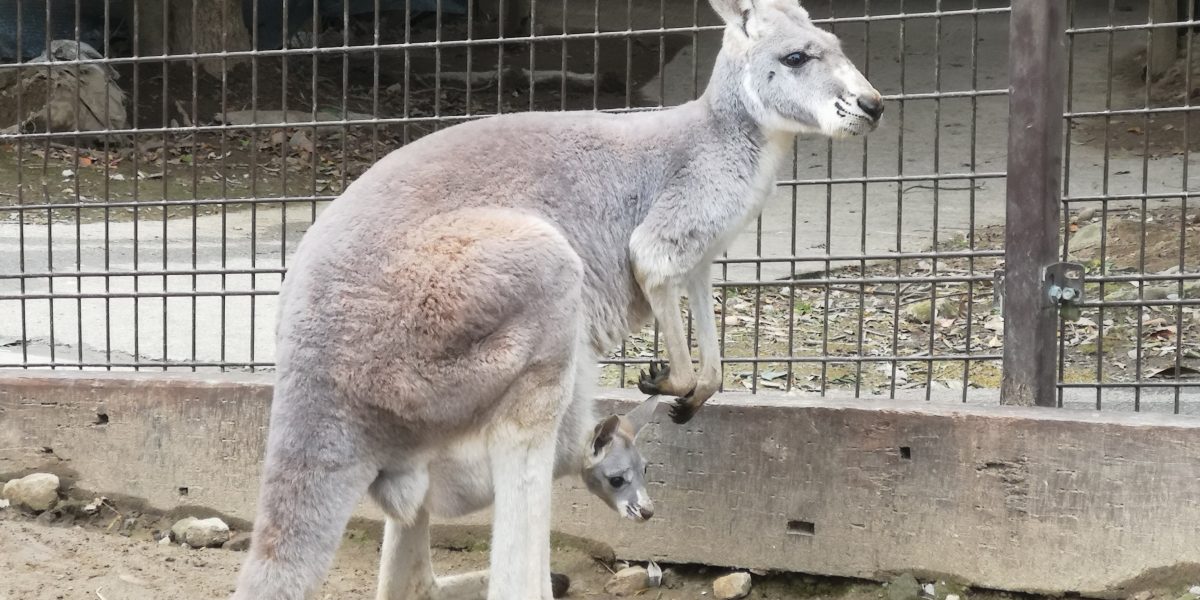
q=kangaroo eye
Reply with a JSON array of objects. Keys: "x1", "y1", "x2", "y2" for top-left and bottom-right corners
[
  {"x1": 781, "y1": 52, "x2": 811, "y2": 68},
  {"x1": 608, "y1": 477, "x2": 626, "y2": 488}
]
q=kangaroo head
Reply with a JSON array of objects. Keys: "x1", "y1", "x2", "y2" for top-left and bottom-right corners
[
  {"x1": 582, "y1": 396, "x2": 659, "y2": 522},
  {"x1": 709, "y1": 0, "x2": 883, "y2": 138}
]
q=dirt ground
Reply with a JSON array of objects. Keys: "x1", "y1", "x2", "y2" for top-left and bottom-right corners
[{"x1": 0, "y1": 498, "x2": 1045, "y2": 600}]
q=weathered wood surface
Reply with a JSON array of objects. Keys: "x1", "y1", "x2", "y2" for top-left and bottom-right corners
[{"x1": 3, "y1": 371, "x2": 1200, "y2": 597}]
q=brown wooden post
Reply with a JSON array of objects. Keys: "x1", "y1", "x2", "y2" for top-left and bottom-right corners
[{"x1": 1002, "y1": 0, "x2": 1067, "y2": 407}]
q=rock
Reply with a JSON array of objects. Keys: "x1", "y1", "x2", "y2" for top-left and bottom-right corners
[
  {"x1": 2, "y1": 473, "x2": 60, "y2": 512},
  {"x1": 550, "y1": 573, "x2": 570, "y2": 599},
  {"x1": 1105, "y1": 288, "x2": 1138, "y2": 302},
  {"x1": 82, "y1": 497, "x2": 106, "y2": 515},
  {"x1": 661, "y1": 568, "x2": 682, "y2": 589},
  {"x1": 713, "y1": 572, "x2": 752, "y2": 600},
  {"x1": 887, "y1": 574, "x2": 923, "y2": 600},
  {"x1": 0, "y1": 499, "x2": 9, "y2": 509},
  {"x1": 170, "y1": 517, "x2": 198, "y2": 542},
  {"x1": 0, "y1": 41, "x2": 127, "y2": 135},
  {"x1": 904, "y1": 298, "x2": 960, "y2": 324},
  {"x1": 1190, "y1": 586, "x2": 1200, "y2": 596},
  {"x1": 1077, "y1": 207, "x2": 1098, "y2": 221},
  {"x1": 923, "y1": 584, "x2": 937, "y2": 597},
  {"x1": 185, "y1": 517, "x2": 231, "y2": 548},
  {"x1": 933, "y1": 580, "x2": 968, "y2": 600},
  {"x1": 1069, "y1": 221, "x2": 1104, "y2": 253},
  {"x1": 222, "y1": 532, "x2": 253, "y2": 552},
  {"x1": 605, "y1": 566, "x2": 651, "y2": 597},
  {"x1": 1184, "y1": 282, "x2": 1200, "y2": 299},
  {"x1": 1144, "y1": 286, "x2": 1172, "y2": 301}
]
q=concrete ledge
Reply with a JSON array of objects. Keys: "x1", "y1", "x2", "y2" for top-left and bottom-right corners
[{"x1": 2, "y1": 371, "x2": 1200, "y2": 597}]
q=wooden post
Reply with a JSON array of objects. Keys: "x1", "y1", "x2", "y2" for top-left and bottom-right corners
[{"x1": 1002, "y1": 0, "x2": 1067, "y2": 407}]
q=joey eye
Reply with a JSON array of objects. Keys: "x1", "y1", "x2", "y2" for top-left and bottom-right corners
[
  {"x1": 781, "y1": 52, "x2": 811, "y2": 68},
  {"x1": 608, "y1": 476, "x2": 626, "y2": 488}
]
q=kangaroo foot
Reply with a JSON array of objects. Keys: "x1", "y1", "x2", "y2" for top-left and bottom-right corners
[
  {"x1": 668, "y1": 391, "x2": 700, "y2": 425},
  {"x1": 637, "y1": 362, "x2": 672, "y2": 395}
]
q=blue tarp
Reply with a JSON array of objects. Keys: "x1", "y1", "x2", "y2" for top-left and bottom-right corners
[
  {"x1": 247, "y1": 0, "x2": 467, "y2": 50},
  {"x1": 0, "y1": 0, "x2": 119, "y2": 61},
  {"x1": 0, "y1": 0, "x2": 466, "y2": 61}
]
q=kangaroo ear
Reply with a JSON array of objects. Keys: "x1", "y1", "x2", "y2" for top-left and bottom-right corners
[
  {"x1": 589, "y1": 415, "x2": 621, "y2": 459},
  {"x1": 708, "y1": 0, "x2": 757, "y2": 36},
  {"x1": 624, "y1": 395, "x2": 660, "y2": 439}
]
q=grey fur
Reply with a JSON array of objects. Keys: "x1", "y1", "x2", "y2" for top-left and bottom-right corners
[{"x1": 231, "y1": 0, "x2": 879, "y2": 598}]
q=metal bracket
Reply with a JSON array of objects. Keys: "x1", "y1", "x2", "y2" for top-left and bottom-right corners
[{"x1": 1044, "y1": 262, "x2": 1085, "y2": 321}]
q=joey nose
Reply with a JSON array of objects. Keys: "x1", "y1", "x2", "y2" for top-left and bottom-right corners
[
  {"x1": 638, "y1": 505, "x2": 654, "y2": 520},
  {"x1": 857, "y1": 94, "x2": 884, "y2": 121}
]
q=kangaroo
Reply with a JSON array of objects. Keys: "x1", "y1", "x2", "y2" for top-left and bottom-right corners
[{"x1": 231, "y1": 0, "x2": 880, "y2": 598}]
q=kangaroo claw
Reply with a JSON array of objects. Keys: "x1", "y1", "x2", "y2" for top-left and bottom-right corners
[
  {"x1": 668, "y1": 389, "x2": 698, "y2": 424},
  {"x1": 637, "y1": 361, "x2": 671, "y2": 395}
]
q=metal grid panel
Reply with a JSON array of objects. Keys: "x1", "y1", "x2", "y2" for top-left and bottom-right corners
[
  {"x1": 0, "y1": 0, "x2": 1006, "y2": 402},
  {"x1": 1060, "y1": 0, "x2": 1200, "y2": 413}
]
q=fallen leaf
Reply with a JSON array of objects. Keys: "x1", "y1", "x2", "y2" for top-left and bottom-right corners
[{"x1": 1147, "y1": 364, "x2": 1200, "y2": 378}]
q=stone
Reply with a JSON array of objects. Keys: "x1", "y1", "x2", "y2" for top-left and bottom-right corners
[
  {"x1": 222, "y1": 532, "x2": 253, "y2": 552},
  {"x1": 904, "y1": 298, "x2": 960, "y2": 324},
  {"x1": 1069, "y1": 222, "x2": 1104, "y2": 253},
  {"x1": 1, "y1": 473, "x2": 60, "y2": 512},
  {"x1": 170, "y1": 517, "x2": 198, "y2": 542},
  {"x1": 933, "y1": 580, "x2": 968, "y2": 600},
  {"x1": 1190, "y1": 587, "x2": 1200, "y2": 596},
  {"x1": 550, "y1": 573, "x2": 570, "y2": 599},
  {"x1": 82, "y1": 497, "x2": 105, "y2": 515},
  {"x1": 713, "y1": 572, "x2": 752, "y2": 600},
  {"x1": 1185, "y1": 282, "x2": 1200, "y2": 300},
  {"x1": 0, "y1": 499, "x2": 9, "y2": 509},
  {"x1": 887, "y1": 574, "x2": 923, "y2": 600},
  {"x1": 1077, "y1": 207, "x2": 1098, "y2": 221},
  {"x1": 1104, "y1": 288, "x2": 1138, "y2": 302},
  {"x1": 605, "y1": 566, "x2": 650, "y2": 597},
  {"x1": 1143, "y1": 286, "x2": 1172, "y2": 301},
  {"x1": 661, "y1": 568, "x2": 682, "y2": 589},
  {"x1": 172, "y1": 516, "x2": 231, "y2": 548}
]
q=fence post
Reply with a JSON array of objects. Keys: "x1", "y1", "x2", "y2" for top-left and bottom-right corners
[{"x1": 1002, "y1": 0, "x2": 1067, "y2": 407}]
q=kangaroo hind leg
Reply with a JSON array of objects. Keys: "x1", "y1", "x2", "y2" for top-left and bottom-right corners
[{"x1": 232, "y1": 400, "x2": 378, "y2": 600}]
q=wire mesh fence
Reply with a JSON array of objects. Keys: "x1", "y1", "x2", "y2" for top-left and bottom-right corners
[
  {"x1": 1057, "y1": 0, "x2": 1200, "y2": 413},
  {"x1": 4, "y1": 0, "x2": 1193, "y2": 411}
]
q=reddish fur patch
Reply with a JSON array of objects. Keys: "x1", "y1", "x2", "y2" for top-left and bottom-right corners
[{"x1": 254, "y1": 521, "x2": 282, "y2": 561}]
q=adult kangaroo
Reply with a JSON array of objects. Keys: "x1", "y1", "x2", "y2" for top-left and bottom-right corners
[{"x1": 230, "y1": 0, "x2": 881, "y2": 598}]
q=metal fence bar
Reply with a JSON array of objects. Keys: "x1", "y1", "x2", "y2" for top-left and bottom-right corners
[{"x1": 1003, "y1": 0, "x2": 1067, "y2": 408}]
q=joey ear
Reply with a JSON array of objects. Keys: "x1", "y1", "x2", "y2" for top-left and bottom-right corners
[
  {"x1": 624, "y1": 395, "x2": 660, "y2": 439},
  {"x1": 590, "y1": 415, "x2": 621, "y2": 459}
]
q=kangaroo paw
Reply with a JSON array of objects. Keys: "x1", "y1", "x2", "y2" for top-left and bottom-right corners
[
  {"x1": 668, "y1": 389, "x2": 699, "y2": 424},
  {"x1": 637, "y1": 362, "x2": 671, "y2": 395},
  {"x1": 551, "y1": 573, "x2": 570, "y2": 599}
]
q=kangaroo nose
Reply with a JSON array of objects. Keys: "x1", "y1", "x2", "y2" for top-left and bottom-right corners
[
  {"x1": 638, "y1": 505, "x2": 654, "y2": 520},
  {"x1": 857, "y1": 94, "x2": 884, "y2": 121}
]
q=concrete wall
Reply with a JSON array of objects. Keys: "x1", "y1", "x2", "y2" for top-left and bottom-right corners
[{"x1": 2, "y1": 371, "x2": 1199, "y2": 597}]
